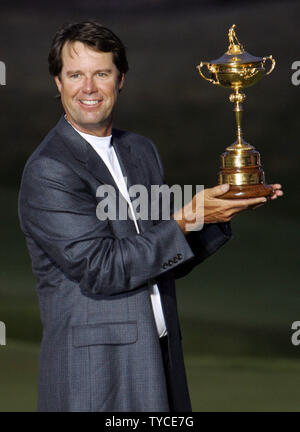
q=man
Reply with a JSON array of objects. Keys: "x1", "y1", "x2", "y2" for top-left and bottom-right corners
[{"x1": 18, "y1": 21, "x2": 282, "y2": 412}]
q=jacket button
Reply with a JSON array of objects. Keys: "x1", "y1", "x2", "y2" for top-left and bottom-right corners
[
  {"x1": 177, "y1": 253, "x2": 183, "y2": 260},
  {"x1": 168, "y1": 259, "x2": 173, "y2": 266},
  {"x1": 173, "y1": 257, "x2": 178, "y2": 263},
  {"x1": 162, "y1": 263, "x2": 168, "y2": 269}
]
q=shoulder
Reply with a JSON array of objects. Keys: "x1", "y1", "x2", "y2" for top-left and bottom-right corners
[
  {"x1": 20, "y1": 131, "x2": 77, "y2": 198},
  {"x1": 21, "y1": 120, "x2": 79, "y2": 184}
]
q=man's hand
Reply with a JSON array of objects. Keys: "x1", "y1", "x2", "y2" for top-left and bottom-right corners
[
  {"x1": 174, "y1": 183, "x2": 283, "y2": 234},
  {"x1": 269, "y1": 184, "x2": 283, "y2": 200},
  {"x1": 251, "y1": 183, "x2": 283, "y2": 209}
]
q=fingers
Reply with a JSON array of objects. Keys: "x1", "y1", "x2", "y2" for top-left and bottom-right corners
[
  {"x1": 228, "y1": 196, "x2": 268, "y2": 209},
  {"x1": 251, "y1": 203, "x2": 265, "y2": 210},
  {"x1": 203, "y1": 183, "x2": 283, "y2": 223},
  {"x1": 207, "y1": 183, "x2": 230, "y2": 198},
  {"x1": 269, "y1": 183, "x2": 284, "y2": 200},
  {"x1": 207, "y1": 183, "x2": 283, "y2": 202},
  {"x1": 223, "y1": 197, "x2": 267, "y2": 218},
  {"x1": 270, "y1": 191, "x2": 283, "y2": 200},
  {"x1": 271, "y1": 190, "x2": 283, "y2": 199},
  {"x1": 270, "y1": 183, "x2": 282, "y2": 190}
]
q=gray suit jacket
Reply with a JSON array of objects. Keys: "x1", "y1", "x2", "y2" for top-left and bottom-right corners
[{"x1": 18, "y1": 116, "x2": 231, "y2": 412}]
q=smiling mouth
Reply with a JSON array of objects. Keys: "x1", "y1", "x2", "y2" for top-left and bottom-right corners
[{"x1": 79, "y1": 99, "x2": 103, "y2": 106}]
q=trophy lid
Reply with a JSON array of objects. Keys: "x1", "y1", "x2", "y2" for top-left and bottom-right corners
[{"x1": 209, "y1": 24, "x2": 262, "y2": 65}]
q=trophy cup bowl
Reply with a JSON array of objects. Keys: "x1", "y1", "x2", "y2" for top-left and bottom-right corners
[{"x1": 197, "y1": 24, "x2": 276, "y2": 199}]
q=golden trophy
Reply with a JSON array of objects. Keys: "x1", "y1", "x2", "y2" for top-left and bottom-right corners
[{"x1": 197, "y1": 24, "x2": 275, "y2": 198}]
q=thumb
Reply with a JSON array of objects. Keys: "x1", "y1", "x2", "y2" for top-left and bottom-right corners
[{"x1": 207, "y1": 183, "x2": 230, "y2": 198}]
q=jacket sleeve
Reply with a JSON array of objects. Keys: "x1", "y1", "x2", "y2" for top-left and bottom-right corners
[
  {"x1": 147, "y1": 138, "x2": 232, "y2": 279},
  {"x1": 18, "y1": 157, "x2": 195, "y2": 296},
  {"x1": 171, "y1": 222, "x2": 232, "y2": 279}
]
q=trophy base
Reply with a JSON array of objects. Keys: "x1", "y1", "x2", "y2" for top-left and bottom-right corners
[
  {"x1": 219, "y1": 183, "x2": 274, "y2": 199},
  {"x1": 217, "y1": 143, "x2": 273, "y2": 199}
]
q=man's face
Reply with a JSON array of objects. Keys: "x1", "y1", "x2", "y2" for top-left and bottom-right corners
[{"x1": 54, "y1": 41, "x2": 124, "y2": 136}]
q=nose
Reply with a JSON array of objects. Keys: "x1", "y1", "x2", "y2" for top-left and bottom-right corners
[{"x1": 82, "y1": 76, "x2": 98, "y2": 94}]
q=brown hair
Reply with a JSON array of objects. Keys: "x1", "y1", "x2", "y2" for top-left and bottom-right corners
[{"x1": 48, "y1": 21, "x2": 129, "y2": 77}]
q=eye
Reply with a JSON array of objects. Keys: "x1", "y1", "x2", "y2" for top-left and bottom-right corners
[
  {"x1": 97, "y1": 72, "x2": 108, "y2": 78},
  {"x1": 70, "y1": 73, "x2": 80, "y2": 79}
]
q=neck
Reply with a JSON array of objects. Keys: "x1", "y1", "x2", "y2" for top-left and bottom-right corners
[{"x1": 65, "y1": 115, "x2": 112, "y2": 137}]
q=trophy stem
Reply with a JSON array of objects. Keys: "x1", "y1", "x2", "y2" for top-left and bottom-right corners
[
  {"x1": 234, "y1": 101, "x2": 243, "y2": 145},
  {"x1": 229, "y1": 88, "x2": 247, "y2": 148}
]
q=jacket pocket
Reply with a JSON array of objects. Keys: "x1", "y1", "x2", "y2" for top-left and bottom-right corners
[{"x1": 72, "y1": 321, "x2": 137, "y2": 347}]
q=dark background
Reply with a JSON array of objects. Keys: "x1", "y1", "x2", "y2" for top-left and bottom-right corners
[{"x1": 0, "y1": 0, "x2": 299, "y2": 411}]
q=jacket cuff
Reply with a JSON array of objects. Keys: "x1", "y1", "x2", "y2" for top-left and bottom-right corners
[{"x1": 154, "y1": 219, "x2": 195, "y2": 275}]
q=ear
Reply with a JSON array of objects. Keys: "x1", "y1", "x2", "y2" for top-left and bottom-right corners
[
  {"x1": 118, "y1": 73, "x2": 125, "y2": 92},
  {"x1": 54, "y1": 75, "x2": 62, "y2": 93}
]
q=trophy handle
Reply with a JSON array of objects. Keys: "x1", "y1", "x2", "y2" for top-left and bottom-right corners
[
  {"x1": 262, "y1": 55, "x2": 276, "y2": 75},
  {"x1": 197, "y1": 62, "x2": 219, "y2": 85}
]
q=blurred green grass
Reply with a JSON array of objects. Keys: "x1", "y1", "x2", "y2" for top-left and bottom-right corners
[
  {"x1": 186, "y1": 354, "x2": 300, "y2": 411},
  {"x1": 0, "y1": 340, "x2": 38, "y2": 412}
]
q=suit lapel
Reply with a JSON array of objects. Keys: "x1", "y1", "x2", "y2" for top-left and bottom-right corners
[
  {"x1": 112, "y1": 129, "x2": 149, "y2": 233},
  {"x1": 85, "y1": 144, "x2": 118, "y2": 189},
  {"x1": 111, "y1": 129, "x2": 140, "y2": 192},
  {"x1": 55, "y1": 115, "x2": 118, "y2": 190}
]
